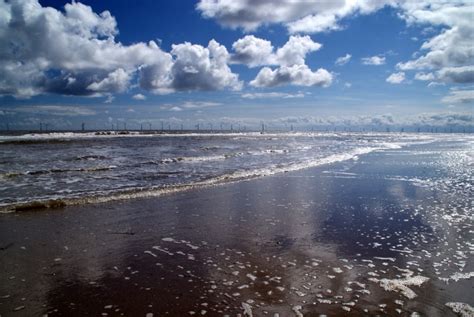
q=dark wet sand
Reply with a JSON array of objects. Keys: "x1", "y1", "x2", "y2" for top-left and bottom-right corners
[{"x1": 1, "y1": 141, "x2": 472, "y2": 316}]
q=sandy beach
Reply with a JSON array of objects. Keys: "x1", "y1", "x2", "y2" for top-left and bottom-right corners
[
  {"x1": 0, "y1": 139, "x2": 473, "y2": 316},
  {"x1": 1, "y1": 0, "x2": 473, "y2": 315}
]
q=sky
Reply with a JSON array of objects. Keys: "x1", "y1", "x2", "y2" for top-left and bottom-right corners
[{"x1": 0, "y1": 0, "x2": 473, "y2": 131}]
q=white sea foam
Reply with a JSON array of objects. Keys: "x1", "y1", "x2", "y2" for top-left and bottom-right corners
[
  {"x1": 292, "y1": 305, "x2": 303, "y2": 317},
  {"x1": 246, "y1": 273, "x2": 257, "y2": 281},
  {"x1": 374, "y1": 257, "x2": 396, "y2": 262},
  {"x1": 442, "y1": 272, "x2": 474, "y2": 283},
  {"x1": 151, "y1": 246, "x2": 174, "y2": 256},
  {"x1": 144, "y1": 250, "x2": 157, "y2": 258},
  {"x1": 373, "y1": 275, "x2": 429, "y2": 299},
  {"x1": 0, "y1": 131, "x2": 150, "y2": 142},
  {"x1": 0, "y1": 130, "x2": 441, "y2": 143},
  {"x1": 445, "y1": 302, "x2": 474, "y2": 317},
  {"x1": 0, "y1": 131, "x2": 314, "y2": 142},
  {"x1": 241, "y1": 302, "x2": 253, "y2": 317}
]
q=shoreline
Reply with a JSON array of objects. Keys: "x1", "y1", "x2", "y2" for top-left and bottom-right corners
[
  {"x1": 1, "y1": 144, "x2": 397, "y2": 214},
  {"x1": 0, "y1": 140, "x2": 472, "y2": 316}
]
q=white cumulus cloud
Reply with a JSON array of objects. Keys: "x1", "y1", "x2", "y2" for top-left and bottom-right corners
[
  {"x1": 87, "y1": 69, "x2": 131, "y2": 94},
  {"x1": 132, "y1": 93, "x2": 147, "y2": 100},
  {"x1": 196, "y1": 0, "x2": 474, "y2": 86},
  {"x1": 275, "y1": 35, "x2": 322, "y2": 66},
  {"x1": 231, "y1": 35, "x2": 322, "y2": 68},
  {"x1": 396, "y1": 1, "x2": 474, "y2": 84},
  {"x1": 167, "y1": 40, "x2": 242, "y2": 92},
  {"x1": 250, "y1": 65, "x2": 332, "y2": 88},
  {"x1": 362, "y1": 55, "x2": 386, "y2": 65},
  {"x1": 335, "y1": 54, "x2": 352, "y2": 66},
  {"x1": 196, "y1": 0, "x2": 391, "y2": 33},
  {"x1": 414, "y1": 72, "x2": 435, "y2": 81},
  {"x1": 386, "y1": 72, "x2": 406, "y2": 84},
  {"x1": 231, "y1": 35, "x2": 274, "y2": 67},
  {"x1": 0, "y1": 0, "x2": 242, "y2": 98},
  {"x1": 231, "y1": 35, "x2": 331, "y2": 88}
]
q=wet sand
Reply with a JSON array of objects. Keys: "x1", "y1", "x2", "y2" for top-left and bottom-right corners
[{"x1": 0, "y1": 140, "x2": 472, "y2": 316}]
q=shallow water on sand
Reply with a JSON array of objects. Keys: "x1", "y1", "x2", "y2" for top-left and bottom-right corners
[{"x1": 0, "y1": 136, "x2": 473, "y2": 316}]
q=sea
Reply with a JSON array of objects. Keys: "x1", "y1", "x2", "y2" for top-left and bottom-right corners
[
  {"x1": 0, "y1": 131, "x2": 473, "y2": 315},
  {"x1": 0, "y1": 131, "x2": 471, "y2": 213}
]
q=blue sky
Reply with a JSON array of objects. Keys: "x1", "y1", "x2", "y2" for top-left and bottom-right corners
[{"x1": 0, "y1": 0, "x2": 472, "y2": 130}]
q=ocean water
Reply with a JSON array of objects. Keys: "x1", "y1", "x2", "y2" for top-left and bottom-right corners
[
  {"x1": 0, "y1": 131, "x2": 465, "y2": 212},
  {"x1": 0, "y1": 132, "x2": 473, "y2": 315}
]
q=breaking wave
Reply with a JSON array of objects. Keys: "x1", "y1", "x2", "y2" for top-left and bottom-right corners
[{"x1": 0, "y1": 145, "x2": 389, "y2": 213}]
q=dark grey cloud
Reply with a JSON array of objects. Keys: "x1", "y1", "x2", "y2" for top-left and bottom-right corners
[{"x1": 437, "y1": 66, "x2": 474, "y2": 84}]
